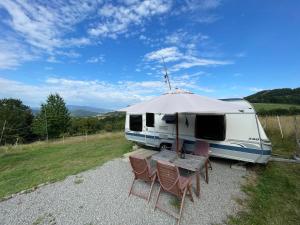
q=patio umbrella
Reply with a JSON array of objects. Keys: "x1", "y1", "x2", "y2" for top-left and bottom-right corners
[{"x1": 119, "y1": 90, "x2": 249, "y2": 154}]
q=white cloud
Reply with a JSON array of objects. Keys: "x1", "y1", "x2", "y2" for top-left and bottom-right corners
[
  {"x1": 165, "y1": 30, "x2": 209, "y2": 49},
  {"x1": 142, "y1": 27, "x2": 232, "y2": 73},
  {"x1": 86, "y1": 55, "x2": 105, "y2": 63},
  {"x1": 0, "y1": 0, "x2": 97, "y2": 51},
  {"x1": 184, "y1": 0, "x2": 221, "y2": 11},
  {"x1": 88, "y1": 0, "x2": 172, "y2": 38},
  {"x1": 0, "y1": 38, "x2": 36, "y2": 69},
  {"x1": 144, "y1": 47, "x2": 232, "y2": 72},
  {"x1": 0, "y1": 0, "x2": 174, "y2": 68},
  {"x1": 0, "y1": 0, "x2": 97, "y2": 68},
  {"x1": 145, "y1": 47, "x2": 183, "y2": 62},
  {"x1": 0, "y1": 76, "x2": 214, "y2": 108},
  {"x1": 171, "y1": 56, "x2": 232, "y2": 71},
  {"x1": 0, "y1": 0, "x2": 224, "y2": 69},
  {"x1": 47, "y1": 56, "x2": 60, "y2": 63},
  {"x1": 56, "y1": 50, "x2": 81, "y2": 58},
  {"x1": 63, "y1": 37, "x2": 91, "y2": 47},
  {"x1": 175, "y1": 0, "x2": 221, "y2": 23}
]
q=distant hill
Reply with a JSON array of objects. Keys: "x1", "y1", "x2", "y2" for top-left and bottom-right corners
[
  {"x1": 67, "y1": 105, "x2": 111, "y2": 115},
  {"x1": 69, "y1": 109, "x2": 99, "y2": 117},
  {"x1": 245, "y1": 88, "x2": 300, "y2": 105},
  {"x1": 31, "y1": 105, "x2": 111, "y2": 117}
]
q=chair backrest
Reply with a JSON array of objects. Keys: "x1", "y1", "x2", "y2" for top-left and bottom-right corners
[
  {"x1": 171, "y1": 139, "x2": 184, "y2": 152},
  {"x1": 194, "y1": 140, "x2": 209, "y2": 157},
  {"x1": 129, "y1": 156, "x2": 151, "y2": 182},
  {"x1": 156, "y1": 161, "x2": 181, "y2": 197}
]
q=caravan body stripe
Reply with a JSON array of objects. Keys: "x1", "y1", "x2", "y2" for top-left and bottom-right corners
[{"x1": 125, "y1": 132, "x2": 271, "y2": 156}]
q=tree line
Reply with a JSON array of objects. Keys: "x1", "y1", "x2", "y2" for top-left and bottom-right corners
[
  {"x1": 245, "y1": 87, "x2": 300, "y2": 104},
  {"x1": 0, "y1": 94, "x2": 125, "y2": 145}
]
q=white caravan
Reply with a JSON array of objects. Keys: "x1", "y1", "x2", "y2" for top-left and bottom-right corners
[{"x1": 124, "y1": 99, "x2": 271, "y2": 164}]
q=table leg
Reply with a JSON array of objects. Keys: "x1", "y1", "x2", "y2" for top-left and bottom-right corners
[
  {"x1": 205, "y1": 160, "x2": 209, "y2": 184},
  {"x1": 196, "y1": 168, "x2": 200, "y2": 198}
]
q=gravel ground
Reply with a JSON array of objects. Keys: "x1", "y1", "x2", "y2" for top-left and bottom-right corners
[{"x1": 0, "y1": 158, "x2": 246, "y2": 225}]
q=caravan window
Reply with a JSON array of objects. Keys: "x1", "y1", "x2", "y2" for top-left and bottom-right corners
[
  {"x1": 195, "y1": 115, "x2": 226, "y2": 141},
  {"x1": 162, "y1": 114, "x2": 176, "y2": 124},
  {"x1": 129, "y1": 115, "x2": 143, "y2": 131},
  {"x1": 146, "y1": 113, "x2": 155, "y2": 127}
]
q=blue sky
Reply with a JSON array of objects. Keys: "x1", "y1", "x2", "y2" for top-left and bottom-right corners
[{"x1": 0, "y1": 0, "x2": 299, "y2": 109}]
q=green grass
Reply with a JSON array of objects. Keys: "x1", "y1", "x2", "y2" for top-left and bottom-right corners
[
  {"x1": 258, "y1": 115, "x2": 299, "y2": 157},
  {"x1": 266, "y1": 131, "x2": 297, "y2": 157},
  {"x1": 170, "y1": 196, "x2": 181, "y2": 209},
  {"x1": 0, "y1": 132, "x2": 132, "y2": 199},
  {"x1": 229, "y1": 163, "x2": 300, "y2": 225},
  {"x1": 228, "y1": 118, "x2": 300, "y2": 225},
  {"x1": 253, "y1": 103, "x2": 300, "y2": 111}
]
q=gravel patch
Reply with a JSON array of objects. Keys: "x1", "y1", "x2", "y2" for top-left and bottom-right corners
[{"x1": 0, "y1": 158, "x2": 246, "y2": 225}]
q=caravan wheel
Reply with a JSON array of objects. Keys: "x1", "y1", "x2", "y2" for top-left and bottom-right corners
[{"x1": 160, "y1": 143, "x2": 171, "y2": 151}]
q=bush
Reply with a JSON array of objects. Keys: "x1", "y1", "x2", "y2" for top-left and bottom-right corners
[{"x1": 104, "y1": 124, "x2": 113, "y2": 132}]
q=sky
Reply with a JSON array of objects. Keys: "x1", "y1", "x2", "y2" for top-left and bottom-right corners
[{"x1": 0, "y1": 0, "x2": 299, "y2": 109}]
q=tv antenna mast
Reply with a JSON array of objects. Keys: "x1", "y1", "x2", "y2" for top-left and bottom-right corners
[{"x1": 162, "y1": 57, "x2": 172, "y2": 91}]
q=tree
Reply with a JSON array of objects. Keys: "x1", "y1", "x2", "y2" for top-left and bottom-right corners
[
  {"x1": 0, "y1": 98, "x2": 34, "y2": 145},
  {"x1": 33, "y1": 93, "x2": 70, "y2": 139}
]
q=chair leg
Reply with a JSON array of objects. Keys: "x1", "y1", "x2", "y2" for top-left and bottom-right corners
[
  {"x1": 188, "y1": 185, "x2": 194, "y2": 203},
  {"x1": 154, "y1": 186, "x2": 161, "y2": 211},
  {"x1": 205, "y1": 160, "x2": 209, "y2": 184},
  {"x1": 147, "y1": 175, "x2": 156, "y2": 202},
  {"x1": 129, "y1": 177, "x2": 136, "y2": 197},
  {"x1": 208, "y1": 159, "x2": 212, "y2": 170},
  {"x1": 177, "y1": 188, "x2": 187, "y2": 225}
]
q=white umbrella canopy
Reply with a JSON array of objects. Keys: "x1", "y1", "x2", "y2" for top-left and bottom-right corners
[{"x1": 119, "y1": 91, "x2": 248, "y2": 114}]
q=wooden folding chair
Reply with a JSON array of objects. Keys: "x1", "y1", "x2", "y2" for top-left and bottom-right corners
[
  {"x1": 128, "y1": 155, "x2": 157, "y2": 202},
  {"x1": 193, "y1": 140, "x2": 212, "y2": 183},
  {"x1": 154, "y1": 161, "x2": 194, "y2": 225}
]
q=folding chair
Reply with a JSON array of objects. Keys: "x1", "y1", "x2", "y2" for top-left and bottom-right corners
[
  {"x1": 154, "y1": 161, "x2": 193, "y2": 225},
  {"x1": 129, "y1": 155, "x2": 157, "y2": 202},
  {"x1": 193, "y1": 140, "x2": 212, "y2": 183}
]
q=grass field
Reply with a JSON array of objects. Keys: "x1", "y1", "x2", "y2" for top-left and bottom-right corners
[
  {"x1": 228, "y1": 116, "x2": 300, "y2": 225},
  {"x1": 253, "y1": 103, "x2": 300, "y2": 111},
  {"x1": 229, "y1": 162, "x2": 300, "y2": 225},
  {"x1": 0, "y1": 132, "x2": 132, "y2": 199},
  {"x1": 259, "y1": 115, "x2": 299, "y2": 156}
]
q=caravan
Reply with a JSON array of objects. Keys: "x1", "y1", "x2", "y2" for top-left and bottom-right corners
[{"x1": 124, "y1": 98, "x2": 271, "y2": 164}]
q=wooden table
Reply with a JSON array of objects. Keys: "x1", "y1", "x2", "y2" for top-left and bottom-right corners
[
  {"x1": 127, "y1": 148, "x2": 158, "y2": 159},
  {"x1": 151, "y1": 149, "x2": 177, "y2": 162},
  {"x1": 151, "y1": 150, "x2": 207, "y2": 198}
]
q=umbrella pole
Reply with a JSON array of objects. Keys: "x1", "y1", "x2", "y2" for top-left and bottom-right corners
[{"x1": 176, "y1": 112, "x2": 179, "y2": 155}]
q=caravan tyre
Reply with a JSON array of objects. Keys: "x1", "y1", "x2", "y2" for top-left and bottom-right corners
[{"x1": 160, "y1": 143, "x2": 171, "y2": 151}]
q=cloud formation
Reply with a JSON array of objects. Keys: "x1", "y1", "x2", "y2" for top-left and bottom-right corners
[
  {"x1": 89, "y1": 0, "x2": 172, "y2": 38},
  {"x1": 0, "y1": 0, "x2": 223, "y2": 69},
  {"x1": 0, "y1": 75, "x2": 214, "y2": 108},
  {"x1": 0, "y1": 0, "x2": 96, "y2": 51},
  {"x1": 145, "y1": 46, "x2": 232, "y2": 72}
]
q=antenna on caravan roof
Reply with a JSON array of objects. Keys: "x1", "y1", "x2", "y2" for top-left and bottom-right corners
[{"x1": 162, "y1": 57, "x2": 172, "y2": 91}]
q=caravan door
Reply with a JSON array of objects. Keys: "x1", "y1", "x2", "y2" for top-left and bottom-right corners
[{"x1": 145, "y1": 113, "x2": 159, "y2": 147}]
